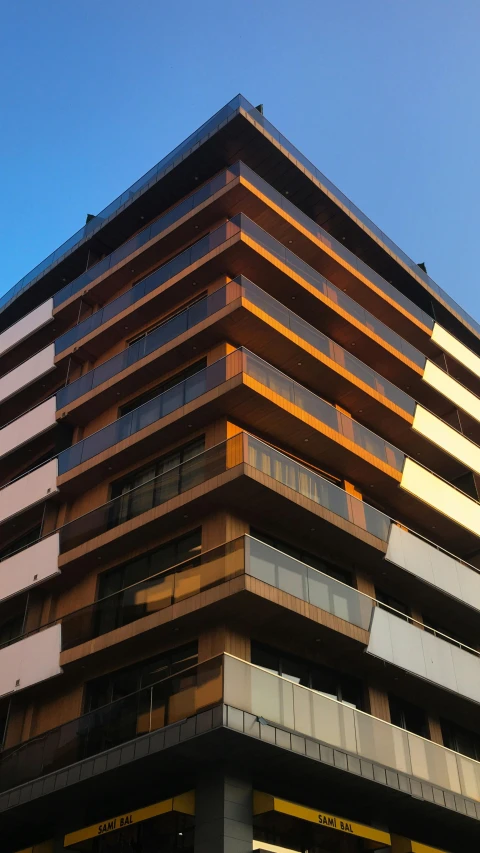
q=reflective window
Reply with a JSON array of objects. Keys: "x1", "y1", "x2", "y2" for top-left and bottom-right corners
[
  {"x1": 389, "y1": 694, "x2": 428, "y2": 738},
  {"x1": 251, "y1": 642, "x2": 363, "y2": 709},
  {"x1": 119, "y1": 359, "x2": 207, "y2": 417},
  {"x1": 441, "y1": 718, "x2": 480, "y2": 761},
  {"x1": 84, "y1": 642, "x2": 198, "y2": 713}
]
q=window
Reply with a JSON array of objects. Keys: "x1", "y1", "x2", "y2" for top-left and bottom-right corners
[
  {"x1": 251, "y1": 529, "x2": 352, "y2": 586},
  {"x1": 0, "y1": 524, "x2": 42, "y2": 561},
  {"x1": 389, "y1": 694, "x2": 428, "y2": 738},
  {"x1": 0, "y1": 612, "x2": 24, "y2": 646},
  {"x1": 441, "y1": 719, "x2": 480, "y2": 761},
  {"x1": 94, "y1": 530, "x2": 201, "y2": 636},
  {"x1": 251, "y1": 643, "x2": 363, "y2": 709},
  {"x1": 127, "y1": 293, "x2": 207, "y2": 347},
  {"x1": 375, "y1": 588, "x2": 409, "y2": 618},
  {"x1": 119, "y1": 359, "x2": 207, "y2": 417},
  {"x1": 109, "y1": 437, "x2": 205, "y2": 526},
  {"x1": 84, "y1": 643, "x2": 198, "y2": 713}
]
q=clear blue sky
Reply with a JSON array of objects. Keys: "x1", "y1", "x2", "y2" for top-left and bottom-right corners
[{"x1": 1, "y1": 0, "x2": 479, "y2": 320}]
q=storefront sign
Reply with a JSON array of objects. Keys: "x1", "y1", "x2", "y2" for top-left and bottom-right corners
[
  {"x1": 253, "y1": 791, "x2": 390, "y2": 846},
  {"x1": 64, "y1": 791, "x2": 194, "y2": 847}
]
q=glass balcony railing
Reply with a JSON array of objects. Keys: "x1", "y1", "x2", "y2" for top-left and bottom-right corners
[
  {"x1": 245, "y1": 434, "x2": 391, "y2": 542},
  {"x1": 55, "y1": 210, "x2": 425, "y2": 373},
  {"x1": 56, "y1": 534, "x2": 372, "y2": 651},
  {"x1": 56, "y1": 275, "x2": 415, "y2": 415},
  {"x1": 59, "y1": 431, "x2": 391, "y2": 555},
  {"x1": 224, "y1": 654, "x2": 480, "y2": 802},
  {"x1": 57, "y1": 347, "x2": 405, "y2": 476},
  {"x1": 1, "y1": 95, "x2": 244, "y2": 317},
  {"x1": 238, "y1": 277, "x2": 416, "y2": 415},
  {"x1": 236, "y1": 213, "x2": 426, "y2": 370},
  {"x1": 236, "y1": 96, "x2": 480, "y2": 341},
  {"x1": 56, "y1": 291, "x2": 214, "y2": 409},
  {"x1": 53, "y1": 166, "x2": 241, "y2": 309},
  {"x1": 54, "y1": 219, "x2": 241, "y2": 354},
  {"x1": 4, "y1": 650, "x2": 480, "y2": 800},
  {"x1": 0, "y1": 656, "x2": 223, "y2": 793},
  {"x1": 235, "y1": 162, "x2": 433, "y2": 330}
]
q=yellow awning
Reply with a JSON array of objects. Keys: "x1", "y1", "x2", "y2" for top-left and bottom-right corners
[
  {"x1": 253, "y1": 791, "x2": 390, "y2": 846},
  {"x1": 64, "y1": 791, "x2": 195, "y2": 847}
]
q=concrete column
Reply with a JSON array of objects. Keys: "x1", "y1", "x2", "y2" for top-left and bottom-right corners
[{"x1": 194, "y1": 771, "x2": 253, "y2": 853}]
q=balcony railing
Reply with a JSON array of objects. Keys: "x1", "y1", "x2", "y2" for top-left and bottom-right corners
[
  {"x1": 57, "y1": 348, "x2": 405, "y2": 476},
  {"x1": 223, "y1": 655, "x2": 480, "y2": 803},
  {"x1": 236, "y1": 213, "x2": 426, "y2": 370},
  {"x1": 3, "y1": 652, "x2": 480, "y2": 802},
  {"x1": 54, "y1": 219, "x2": 241, "y2": 354},
  {"x1": 56, "y1": 275, "x2": 415, "y2": 415},
  {"x1": 0, "y1": 656, "x2": 223, "y2": 793},
  {"x1": 53, "y1": 166, "x2": 241, "y2": 311},
  {"x1": 55, "y1": 210, "x2": 425, "y2": 375},
  {"x1": 57, "y1": 534, "x2": 373, "y2": 651},
  {"x1": 59, "y1": 432, "x2": 391, "y2": 555},
  {"x1": 236, "y1": 162, "x2": 432, "y2": 330}
]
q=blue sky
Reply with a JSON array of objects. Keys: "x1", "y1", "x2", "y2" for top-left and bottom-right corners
[{"x1": 1, "y1": 0, "x2": 479, "y2": 320}]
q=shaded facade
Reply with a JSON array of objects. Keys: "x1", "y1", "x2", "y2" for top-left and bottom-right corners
[{"x1": 1, "y1": 95, "x2": 480, "y2": 853}]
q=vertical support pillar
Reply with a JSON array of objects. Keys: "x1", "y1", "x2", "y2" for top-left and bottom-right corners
[{"x1": 194, "y1": 771, "x2": 253, "y2": 853}]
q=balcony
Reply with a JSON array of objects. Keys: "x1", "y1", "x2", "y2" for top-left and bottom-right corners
[
  {"x1": 2, "y1": 652, "x2": 480, "y2": 806},
  {"x1": 54, "y1": 220, "x2": 242, "y2": 356},
  {"x1": 54, "y1": 534, "x2": 372, "y2": 656},
  {"x1": 0, "y1": 458, "x2": 58, "y2": 525},
  {"x1": 0, "y1": 533, "x2": 60, "y2": 603},
  {"x1": 0, "y1": 343, "x2": 55, "y2": 405},
  {"x1": 0, "y1": 655, "x2": 222, "y2": 793},
  {"x1": 367, "y1": 606, "x2": 480, "y2": 706},
  {"x1": 57, "y1": 433, "x2": 390, "y2": 570},
  {"x1": 223, "y1": 655, "x2": 480, "y2": 803},
  {"x1": 53, "y1": 166, "x2": 243, "y2": 317},
  {"x1": 0, "y1": 624, "x2": 61, "y2": 700},
  {"x1": 53, "y1": 214, "x2": 428, "y2": 389},
  {"x1": 0, "y1": 397, "x2": 56, "y2": 461},
  {"x1": 0, "y1": 298, "x2": 54, "y2": 365},
  {"x1": 386, "y1": 524, "x2": 480, "y2": 613},
  {"x1": 57, "y1": 348, "x2": 405, "y2": 485}
]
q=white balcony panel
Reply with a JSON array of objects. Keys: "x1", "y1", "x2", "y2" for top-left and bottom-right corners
[
  {"x1": 400, "y1": 457, "x2": 480, "y2": 537},
  {"x1": 0, "y1": 458, "x2": 58, "y2": 524},
  {"x1": 0, "y1": 534, "x2": 60, "y2": 603},
  {"x1": 0, "y1": 624, "x2": 61, "y2": 698},
  {"x1": 0, "y1": 343, "x2": 55, "y2": 405},
  {"x1": 412, "y1": 405, "x2": 480, "y2": 475},
  {"x1": 432, "y1": 323, "x2": 480, "y2": 381},
  {"x1": 386, "y1": 524, "x2": 480, "y2": 612},
  {"x1": 423, "y1": 360, "x2": 480, "y2": 424},
  {"x1": 223, "y1": 655, "x2": 480, "y2": 800},
  {"x1": 0, "y1": 396, "x2": 57, "y2": 460},
  {"x1": 367, "y1": 607, "x2": 480, "y2": 705},
  {"x1": 0, "y1": 299, "x2": 53, "y2": 359}
]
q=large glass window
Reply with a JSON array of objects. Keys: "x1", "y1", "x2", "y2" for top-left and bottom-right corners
[
  {"x1": 0, "y1": 523, "x2": 42, "y2": 561},
  {"x1": 94, "y1": 530, "x2": 201, "y2": 635},
  {"x1": 389, "y1": 694, "x2": 428, "y2": 738},
  {"x1": 119, "y1": 359, "x2": 207, "y2": 417},
  {"x1": 84, "y1": 642, "x2": 198, "y2": 713},
  {"x1": 110, "y1": 437, "x2": 205, "y2": 526},
  {"x1": 441, "y1": 719, "x2": 480, "y2": 761},
  {"x1": 251, "y1": 643, "x2": 363, "y2": 709}
]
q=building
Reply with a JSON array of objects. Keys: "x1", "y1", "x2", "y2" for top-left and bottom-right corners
[{"x1": 1, "y1": 95, "x2": 480, "y2": 853}]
